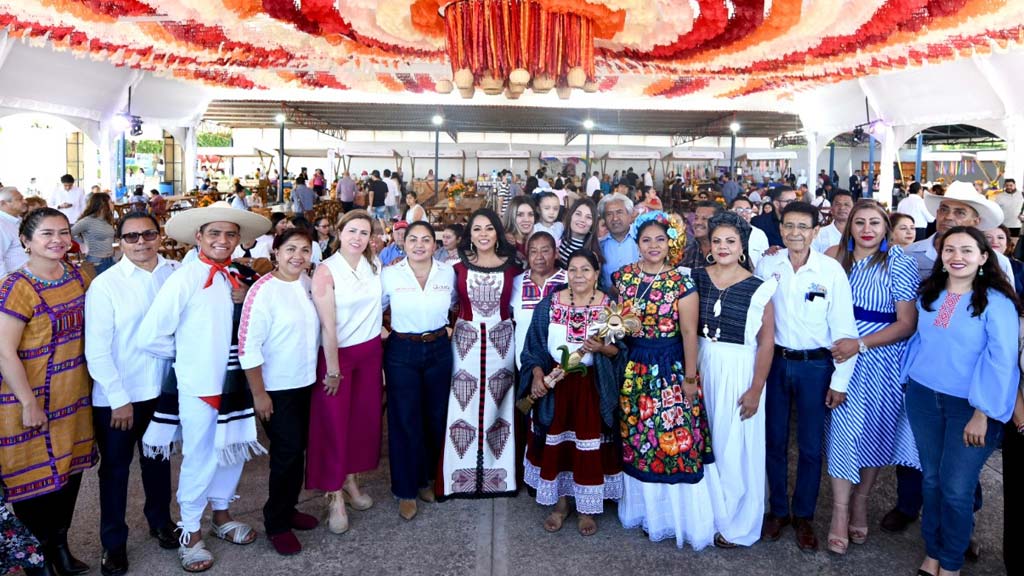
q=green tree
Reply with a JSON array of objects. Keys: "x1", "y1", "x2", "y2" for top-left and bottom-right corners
[{"x1": 198, "y1": 132, "x2": 233, "y2": 147}]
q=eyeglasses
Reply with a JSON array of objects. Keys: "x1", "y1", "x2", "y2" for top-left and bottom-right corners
[
  {"x1": 120, "y1": 230, "x2": 159, "y2": 243},
  {"x1": 781, "y1": 223, "x2": 814, "y2": 232},
  {"x1": 732, "y1": 208, "x2": 752, "y2": 214}
]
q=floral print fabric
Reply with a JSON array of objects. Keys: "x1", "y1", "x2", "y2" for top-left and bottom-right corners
[
  {"x1": 614, "y1": 264, "x2": 714, "y2": 484},
  {"x1": 1, "y1": 488, "x2": 44, "y2": 574}
]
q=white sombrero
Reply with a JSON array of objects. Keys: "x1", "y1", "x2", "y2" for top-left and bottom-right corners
[
  {"x1": 924, "y1": 181, "x2": 1003, "y2": 231},
  {"x1": 165, "y1": 201, "x2": 271, "y2": 245}
]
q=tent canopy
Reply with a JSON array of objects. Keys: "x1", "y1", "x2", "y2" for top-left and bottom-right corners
[
  {"x1": 662, "y1": 150, "x2": 725, "y2": 161},
  {"x1": 476, "y1": 150, "x2": 531, "y2": 159}
]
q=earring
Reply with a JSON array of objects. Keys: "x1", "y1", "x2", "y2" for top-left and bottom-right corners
[
  {"x1": 978, "y1": 268, "x2": 984, "y2": 277},
  {"x1": 739, "y1": 253, "x2": 747, "y2": 264},
  {"x1": 880, "y1": 238, "x2": 889, "y2": 252},
  {"x1": 705, "y1": 253, "x2": 715, "y2": 264},
  {"x1": 942, "y1": 266, "x2": 947, "y2": 272},
  {"x1": 847, "y1": 238, "x2": 855, "y2": 251}
]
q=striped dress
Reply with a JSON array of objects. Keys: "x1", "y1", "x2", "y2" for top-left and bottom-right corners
[{"x1": 826, "y1": 245, "x2": 921, "y2": 483}]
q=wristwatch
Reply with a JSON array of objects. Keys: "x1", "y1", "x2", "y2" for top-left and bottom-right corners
[{"x1": 858, "y1": 338, "x2": 868, "y2": 354}]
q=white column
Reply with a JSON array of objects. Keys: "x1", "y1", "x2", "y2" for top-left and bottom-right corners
[
  {"x1": 1004, "y1": 115, "x2": 1024, "y2": 186},
  {"x1": 806, "y1": 131, "x2": 819, "y2": 201},
  {"x1": 183, "y1": 124, "x2": 198, "y2": 191},
  {"x1": 97, "y1": 123, "x2": 118, "y2": 192},
  {"x1": 876, "y1": 124, "x2": 898, "y2": 209}
]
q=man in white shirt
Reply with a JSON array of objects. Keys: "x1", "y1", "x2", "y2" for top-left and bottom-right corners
[
  {"x1": 896, "y1": 182, "x2": 933, "y2": 242},
  {"x1": 139, "y1": 203, "x2": 271, "y2": 572},
  {"x1": 994, "y1": 178, "x2": 1023, "y2": 238},
  {"x1": 0, "y1": 187, "x2": 28, "y2": 277},
  {"x1": 51, "y1": 174, "x2": 86, "y2": 224},
  {"x1": 642, "y1": 168, "x2": 654, "y2": 189},
  {"x1": 383, "y1": 169, "x2": 401, "y2": 220},
  {"x1": 585, "y1": 171, "x2": 602, "y2": 197},
  {"x1": 86, "y1": 213, "x2": 181, "y2": 575},
  {"x1": 812, "y1": 189, "x2": 853, "y2": 253},
  {"x1": 755, "y1": 201, "x2": 858, "y2": 552},
  {"x1": 729, "y1": 196, "x2": 769, "y2": 267}
]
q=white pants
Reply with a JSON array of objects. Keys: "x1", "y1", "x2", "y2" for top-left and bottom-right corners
[{"x1": 177, "y1": 395, "x2": 245, "y2": 533}]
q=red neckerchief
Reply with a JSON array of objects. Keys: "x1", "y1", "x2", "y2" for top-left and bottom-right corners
[{"x1": 198, "y1": 253, "x2": 241, "y2": 290}]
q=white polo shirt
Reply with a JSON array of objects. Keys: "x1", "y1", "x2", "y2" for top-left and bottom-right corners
[
  {"x1": 237, "y1": 274, "x2": 319, "y2": 391},
  {"x1": 381, "y1": 259, "x2": 456, "y2": 334},
  {"x1": 811, "y1": 222, "x2": 843, "y2": 253},
  {"x1": 86, "y1": 256, "x2": 179, "y2": 408},
  {"x1": 0, "y1": 211, "x2": 27, "y2": 277},
  {"x1": 755, "y1": 249, "x2": 859, "y2": 393}
]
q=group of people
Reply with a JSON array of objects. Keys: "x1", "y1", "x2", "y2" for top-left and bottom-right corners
[{"x1": 0, "y1": 167, "x2": 1021, "y2": 576}]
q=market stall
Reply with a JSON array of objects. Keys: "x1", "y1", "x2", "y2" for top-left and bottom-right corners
[
  {"x1": 407, "y1": 149, "x2": 466, "y2": 203},
  {"x1": 538, "y1": 150, "x2": 592, "y2": 180},
  {"x1": 735, "y1": 151, "x2": 798, "y2": 182},
  {"x1": 475, "y1": 149, "x2": 532, "y2": 178},
  {"x1": 599, "y1": 150, "x2": 659, "y2": 179}
]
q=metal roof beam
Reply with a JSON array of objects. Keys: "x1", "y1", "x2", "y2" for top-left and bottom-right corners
[{"x1": 281, "y1": 103, "x2": 347, "y2": 141}]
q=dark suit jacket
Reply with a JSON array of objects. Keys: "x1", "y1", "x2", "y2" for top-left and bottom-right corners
[{"x1": 751, "y1": 212, "x2": 783, "y2": 247}]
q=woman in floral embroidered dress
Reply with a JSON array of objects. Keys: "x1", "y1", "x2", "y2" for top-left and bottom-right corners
[
  {"x1": 437, "y1": 209, "x2": 522, "y2": 498},
  {"x1": 613, "y1": 211, "x2": 717, "y2": 549}
]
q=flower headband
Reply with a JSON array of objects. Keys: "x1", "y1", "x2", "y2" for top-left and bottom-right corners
[{"x1": 630, "y1": 210, "x2": 679, "y2": 240}]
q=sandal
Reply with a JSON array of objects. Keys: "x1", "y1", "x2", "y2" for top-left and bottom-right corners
[
  {"x1": 210, "y1": 520, "x2": 256, "y2": 545},
  {"x1": 827, "y1": 502, "x2": 849, "y2": 555},
  {"x1": 849, "y1": 492, "x2": 869, "y2": 545},
  {"x1": 178, "y1": 540, "x2": 214, "y2": 573},
  {"x1": 577, "y1": 514, "x2": 598, "y2": 537},
  {"x1": 714, "y1": 533, "x2": 737, "y2": 549},
  {"x1": 543, "y1": 507, "x2": 571, "y2": 533},
  {"x1": 342, "y1": 486, "x2": 374, "y2": 511}
]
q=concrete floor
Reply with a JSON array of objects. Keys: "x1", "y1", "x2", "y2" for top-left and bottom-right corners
[{"x1": 19, "y1": 429, "x2": 1009, "y2": 576}]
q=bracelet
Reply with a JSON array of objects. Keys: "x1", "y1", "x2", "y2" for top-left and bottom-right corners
[
  {"x1": 1017, "y1": 422, "x2": 1024, "y2": 435},
  {"x1": 325, "y1": 372, "x2": 340, "y2": 379},
  {"x1": 684, "y1": 376, "x2": 699, "y2": 385}
]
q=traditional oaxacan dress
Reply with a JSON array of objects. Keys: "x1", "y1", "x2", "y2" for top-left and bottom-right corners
[
  {"x1": 0, "y1": 263, "x2": 96, "y2": 503},
  {"x1": 826, "y1": 246, "x2": 921, "y2": 482},
  {"x1": 438, "y1": 257, "x2": 521, "y2": 498},
  {"x1": 613, "y1": 263, "x2": 716, "y2": 549},
  {"x1": 692, "y1": 268, "x2": 777, "y2": 546},
  {"x1": 518, "y1": 291, "x2": 625, "y2": 514}
]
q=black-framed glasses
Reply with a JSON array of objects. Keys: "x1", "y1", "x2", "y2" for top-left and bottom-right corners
[{"x1": 120, "y1": 230, "x2": 159, "y2": 243}]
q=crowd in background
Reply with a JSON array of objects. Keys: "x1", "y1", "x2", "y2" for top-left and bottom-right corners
[{"x1": 0, "y1": 160, "x2": 1021, "y2": 576}]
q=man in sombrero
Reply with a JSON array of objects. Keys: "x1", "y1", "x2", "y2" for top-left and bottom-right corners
[{"x1": 138, "y1": 202, "x2": 271, "y2": 572}]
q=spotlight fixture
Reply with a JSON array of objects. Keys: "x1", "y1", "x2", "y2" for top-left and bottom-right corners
[
  {"x1": 432, "y1": 114, "x2": 444, "y2": 126},
  {"x1": 729, "y1": 121, "x2": 741, "y2": 134},
  {"x1": 583, "y1": 118, "x2": 594, "y2": 130},
  {"x1": 129, "y1": 115, "x2": 144, "y2": 137},
  {"x1": 274, "y1": 113, "x2": 287, "y2": 124},
  {"x1": 852, "y1": 126, "x2": 866, "y2": 144}
]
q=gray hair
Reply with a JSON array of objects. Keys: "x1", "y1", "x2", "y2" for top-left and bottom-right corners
[
  {"x1": 598, "y1": 192, "x2": 634, "y2": 218},
  {"x1": 0, "y1": 187, "x2": 19, "y2": 203}
]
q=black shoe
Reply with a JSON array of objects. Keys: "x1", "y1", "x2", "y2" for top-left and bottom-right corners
[
  {"x1": 100, "y1": 549, "x2": 129, "y2": 576},
  {"x1": 47, "y1": 531, "x2": 89, "y2": 576},
  {"x1": 965, "y1": 538, "x2": 982, "y2": 562},
  {"x1": 879, "y1": 508, "x2": 916, "y2": 534},
  {"x1": 149, "y1": 522, "x2": 179, "y2": 550}
]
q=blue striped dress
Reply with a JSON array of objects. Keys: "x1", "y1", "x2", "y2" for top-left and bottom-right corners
[{"x1": 826, "y1": 245, "x2": 921, "y2": 483}]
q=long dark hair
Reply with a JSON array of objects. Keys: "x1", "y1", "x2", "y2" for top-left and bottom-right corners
[
  {"x1": 920, "y1": 226, "x2": 1024, "y2": 317},
  {"x1": 561, "y1": 197, "x2": 603, "y2": 262},
  {"x1": 458, "y1": 208, "x2": 517, "y2": 261},
  {"x1": 834, "y1": 200, "x2": 892, "y2": 274},
  {"x1": 81, "y1": 192, "x2": 114, "y2": 225}
]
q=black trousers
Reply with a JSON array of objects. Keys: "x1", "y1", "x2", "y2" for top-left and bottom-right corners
[
  {"x1": 1005, "y1": 423, "x2": 1024, "y2": 574},
  {"x1": 12, "y1": 473, "x2": 83, "y2": 545},
  {"x1": 262, "y1": 386, "x2": 312, "y2": 535},
  {"x1": 93, "y1": 398, "x2": 172, "y2": 552}
]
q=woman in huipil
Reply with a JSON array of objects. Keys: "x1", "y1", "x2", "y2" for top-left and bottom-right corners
[
  {"x1": 613, "y1": 211, "x2": 716, "y2": 549},
  {"x1": 692, "y1": 212, "x2": 777, "y2": 548},
  {"x1": 438, "y1": 208, "x2": 522, "y2": 498},
  {"x1": 518, "y1": 250, "x2": 625, "y2": 536}
]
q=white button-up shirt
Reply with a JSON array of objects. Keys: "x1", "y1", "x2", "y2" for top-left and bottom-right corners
[
  {"x1": 237, "y1": 274, "x2": 319, "y2": 391},
  {"x1": 322, "y1": 253, "x2": 383, "y2": 347},
  {"x1": 510, "y1": 269, "x2": 568, "y2": 370},
  {"x1": 755, "y1": 249, "x2": 859, "y2": 393},
  {"x1": 86, "y1": 256, "x2": 179, "y2": 408},
  {"x1": 896, "y1": 193, "x2": 934, "y2": 228},
  {"x1": 138, "y1": 258, "x2": 236, "y2": 397},
  {"x1": 0, "y1": 211, "x2": 27, "y2": 277},
  {"x1": 49, "y1": 186, "x2": 86, "y2": 223},
  {"x1": 811, "y1": 222, "x2": 843, "y2": 253},
  {"x1": 381, "y1": 259, "x2": 456, "y2": 334}
]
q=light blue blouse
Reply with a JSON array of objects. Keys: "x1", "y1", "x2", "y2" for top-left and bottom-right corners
[{"x1": 901, "y1": 289, "x2": 1019, "y2": 422}]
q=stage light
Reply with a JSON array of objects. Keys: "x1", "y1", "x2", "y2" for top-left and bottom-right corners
[{"x1": 432, "y1": 114, "x2": 444, "y2": 126}]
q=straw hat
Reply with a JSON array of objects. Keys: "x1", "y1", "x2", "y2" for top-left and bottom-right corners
[
  {"x1": 165, "y1": 201, "x2": 271, "y2": 245},
  {"x1": 924, "y1": 180, "x2": 1003, "y2": 231}
]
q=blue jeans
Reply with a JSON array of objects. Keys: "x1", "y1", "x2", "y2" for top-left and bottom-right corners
[
  {"x1": 765, "y1": 355, "x2": 833, "y2": 519},
  {"x1": 87, "y1": 255, "x2": 115, "y2": 275},
  {"x1": 372, "y1": 205, "x2": 388, "y2": 220},
  {"x1": 383, "y1": 334, "x2": 453, "y2": 499},
  {"x1": 906, "y1": 379, "x2": 1002, "y2": 572}
]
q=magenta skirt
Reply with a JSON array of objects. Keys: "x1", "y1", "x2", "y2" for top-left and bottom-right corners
[{"x1": 306, "y1": 336, "x2": 383, "y2": 492}]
